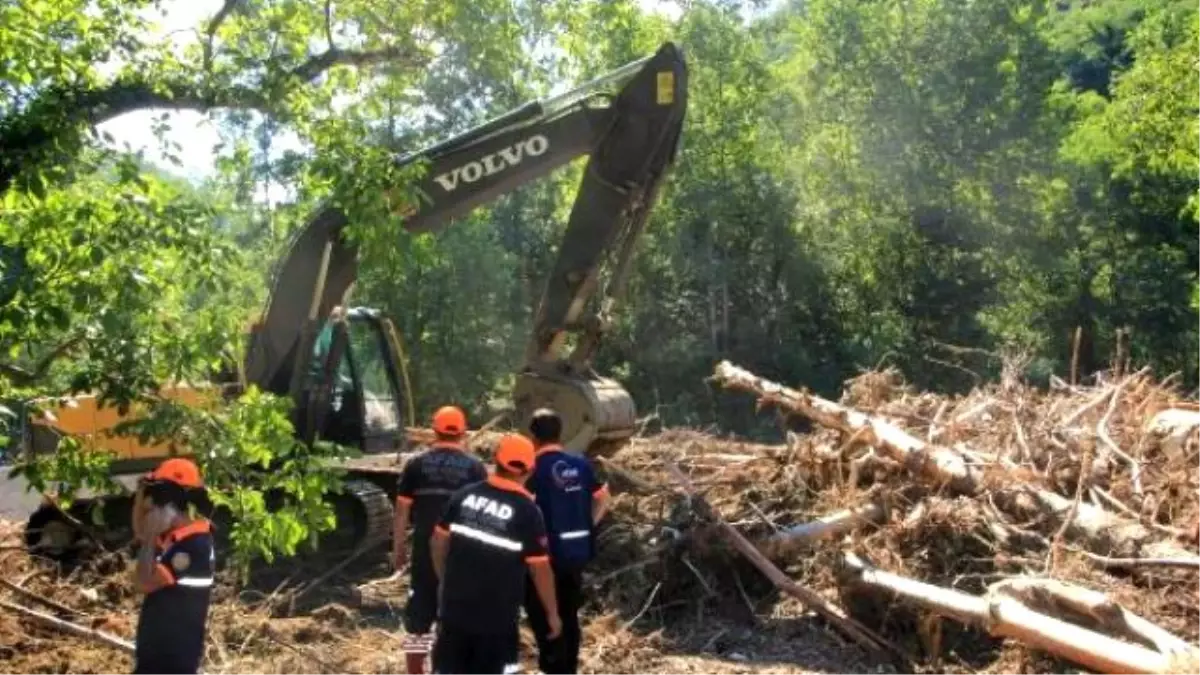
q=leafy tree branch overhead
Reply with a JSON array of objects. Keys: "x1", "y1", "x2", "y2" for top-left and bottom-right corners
[{"x1": 0, "y1": 0, "x2": 457, "y2": 193}]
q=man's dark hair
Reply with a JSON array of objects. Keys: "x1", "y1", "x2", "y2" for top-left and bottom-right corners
[
  {"x1": 143, "y1": 480, "x2": 191, "y2": 512},
  {"x1": 143, "y1": 480, "x2": 212, "y2": 514},
  {"x1": 529, "y1": 408, "x2": 563, "y2": 444}
]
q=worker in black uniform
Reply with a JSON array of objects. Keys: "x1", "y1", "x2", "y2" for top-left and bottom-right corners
[
  {"x1": 522, "y1": 408, "x2": 611, "y2": 674},
  {"x1": 131, "y1": 457, "x2": 215, "y2": 675},
  {"x1": 430, "y1": 433, "x2": 562, "y2": 674},
  {"x1": 393, "y1": 405, "x2": 487, "y2": 675}
]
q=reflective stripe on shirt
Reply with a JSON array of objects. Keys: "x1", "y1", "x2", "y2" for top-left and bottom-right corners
[
  {"x1": 449, "y1": 523, "x2": 522, "y2": 552},
  {"x1": 413, "y1": 487, "x2": 457, "y2": 496},
  {"x1": 176, "y1": 577, "x2": 214, "y2": 588},
  {"x1": 558, "y1": 530, "x2": 590, "y2": 540}
]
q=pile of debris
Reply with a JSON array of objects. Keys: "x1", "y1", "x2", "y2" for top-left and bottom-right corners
[
  {"x1": 1, "y1": 360, "x2": 1197, "y2": 674},
  {"x1": 584, "y1": 361, "x2": 1200, "y2": 673}
]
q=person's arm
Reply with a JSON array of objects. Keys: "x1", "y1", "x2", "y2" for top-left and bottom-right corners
[
  {"x1": 393, "y1": 501, "x2": 412, "y2": 568},
  {"x1": 472, "y1": 458, "x2": 489, "y2": 484},
  {"x1": 589, "y1": 463, "x2": 611, "y2": 525},
  {"x1": 140, "y1": 533, "x2": 213, "y2": 595},
  {"x1": 523, "y1": 509, "x2": 561, "y2": 637},
  {"x1": 392, "y1": 460, "x2": 419, "y2": 569},
  {"x1": 529, "y1": 560, "x2": 559, "y2": 632},
  {"x1": 134, "y1": 539, "x2": 173, "y2": 594},
  {"x1": 430, "y1": 492, "x2": 461, "y2": 582},
  {"x1": 133, "y1": 507, "x2": 176, "y2": 594},
  {"x1": 131, "y1": 483, "x2": 148, "y2": 541},
  {"x1": 431, "y1": 525, "x2": 450, "y2": 580}
]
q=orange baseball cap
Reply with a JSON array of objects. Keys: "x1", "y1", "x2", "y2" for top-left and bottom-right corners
[
  {"x1": 432, "y1": 405, "x2": 467, "y2": 436},
  {"x1": 147, "y1": 458, "x2": 204, "y2": 489},
  {"x1": 494, "y1": 434, "x2": 535, "y2": 473}
]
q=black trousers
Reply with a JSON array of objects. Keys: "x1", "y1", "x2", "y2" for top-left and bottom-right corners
[
  {"x1": 404, "y1": 544, "x2": 439, "y2": 634},
  {"x1": 431, "y1": 623, "x2": 518, "y2": 674},
  {"x1": 133, "y1": 662, "x2": 196, "y2": 672},
  {"x1": 523, "y1": 562, "x2": 584, "y2": 674}
]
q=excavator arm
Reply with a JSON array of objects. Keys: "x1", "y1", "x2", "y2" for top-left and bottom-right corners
[{"x1": 244, "y1": 42, "x2": 688, "y2": 453}]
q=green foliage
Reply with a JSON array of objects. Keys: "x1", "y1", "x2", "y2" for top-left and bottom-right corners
[
  {"x1": 0, "y1": 0, "x2": 470, "y2": 567},
  {"x1": 122, "y1": 388, "x2": 346, "y2": 574},
  {"x1": 9, "y1": 434, "x2": 122, "y2": 509},
  {"x1": 1, "y1": 157, "x2": 246, "y2": 399},
  {"x1": 0, "y1": 150, "x2": 346, "y2": 569},
  {"x1": 214, "y1": 0, "x2": 1197, "y2": 428},
  {"x1": 4, "y1": 0, "x2": 1197, "y2": 525}
]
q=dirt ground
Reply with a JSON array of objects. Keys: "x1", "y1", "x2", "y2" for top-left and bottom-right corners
[
  {"x1": 2, "y1": 364, "x2": 1197, "y2": 674},
  {"x1": 0, "y1": 518, "x2": 884, "y2": 674}
]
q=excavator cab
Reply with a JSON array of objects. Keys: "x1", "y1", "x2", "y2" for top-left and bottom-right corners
[{"x1": 300, "y1": 307, "x2": 411, "y2": 453}]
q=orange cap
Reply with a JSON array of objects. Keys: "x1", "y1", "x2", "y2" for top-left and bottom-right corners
[
  {"x1": 432, "y1": 405, "x2": 467, "y2": 436},
  {"x1": 147, "y1": 458, "x2": 204, "y2": 489},
  {"x1": 495, "y1": 434, "x2": 535, "y2": 473}
]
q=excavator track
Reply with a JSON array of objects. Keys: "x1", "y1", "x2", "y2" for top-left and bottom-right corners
[
  {"x1": 24, "y1": 503, "x2": 84, "y2": 561},
  {"x1": 322, "y1": 478, "x2": 393, "y2": 552},
  {"x1": 23, "y1": 495, "x2": 135, "y2": 563}
]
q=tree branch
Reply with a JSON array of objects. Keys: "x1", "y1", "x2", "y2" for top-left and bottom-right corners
[
  {"x1": 202, "y1": 0, "x2": 244, "y2": 73},
  {"x1": 0, "y1": 334, "x2": 84, "y2": 386},
  {"x1": 289, "y1": 44, "x2": 419, "y2": 83},
  {"x1": 324, "y1": 0, "x2": 336, "y2": 51},
  {"x1": 0, "y1": 42, "x2": 425, "y2": 193}
]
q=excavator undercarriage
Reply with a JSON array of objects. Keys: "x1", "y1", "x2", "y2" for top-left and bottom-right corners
[{"x1": 15, "y1": 42, "x2": 688, "y2": 563}]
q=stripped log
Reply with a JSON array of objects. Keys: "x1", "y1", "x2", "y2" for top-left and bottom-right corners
[
  {"x1": 713, "y1": 361, "x2": 980, "y2": 494},
  {"x1": 765, "y1": 502, "x2": 886, "y2": 555},
  {"x1": 989, "y1": 577, "x2": 1198, "y2": 657},
  {"x1": 0, "y1": 577, "x2": 84, "y2": 617},
  {"x1": 841, "y1": 554, "x2": 1186, "y2": 674},
  {"x1": 1143, "y1": 409, "x2": 1200, "y2": 462},
  {"x1": 664, "y1": 463, "x2": 903, "y2": 660},
  {"x1": 0, "y1": 598, "x2": 135, "y2": 654}
]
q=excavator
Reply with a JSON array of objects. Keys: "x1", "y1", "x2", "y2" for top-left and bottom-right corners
[{"x1": 14, "y1": 42, "x2": 688, "y2": 561}]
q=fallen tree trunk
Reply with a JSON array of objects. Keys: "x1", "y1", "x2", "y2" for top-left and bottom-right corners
[
  {"x1": 664, "y1": 463, "x2": 903, "y2": 660},
  {"x1": 997, "y1": 486, "x2": 1159, "y2": 559},
  {"x1": 712, "y1": 361, "x2": 980, "y2": 494},
  {"x1": 0, "y1": 598, "x2": 135, "y2": 654},
  {"x1": 1143, "y1": 409, "x2": 1200, "y2": 462},
  {"x1": 840, "y1": 554, "x2": 1184, "y2": 674},
  {"x1": 765, "y1": 502, "x2": 886, "y2": 555},
  {"x1": 711, "y1": 360, "x2": 1193, "y2": 560},
  {"x1": 989, "y1": 577, "x2": 1198, "y2": 657},
  {"x1": 0, "y1": 577, "x2": 85, "y2": 617}
]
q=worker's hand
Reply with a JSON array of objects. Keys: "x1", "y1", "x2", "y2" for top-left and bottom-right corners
[
  {"x1": 546, "y1": 612, "x2": 563, "y2": 640},
  {"x1": 141, "y1": 504, "x2": 176, "y2": 541}
]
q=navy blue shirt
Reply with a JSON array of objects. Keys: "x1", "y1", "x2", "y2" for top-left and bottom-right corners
[
  {"x1": 526, "y1": 445, "x2": 607, "y2": 567},
  {"x1": 396, "y1": 442, "x2": 488, "y2": 547},
  {"x1": 136, "y1": 519, "x2": 214, "y2": 673}
]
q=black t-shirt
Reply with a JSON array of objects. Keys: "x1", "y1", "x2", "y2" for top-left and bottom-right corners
[
  {"x1": 136, "y1": 520, "x2": 214, "y2": 672},
  {"x1": 396, "y1": 443, "x2": 487, "y2": 546},
  {"x1": 435, "y1": 476, "x2": 549, "y2": 634}
]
